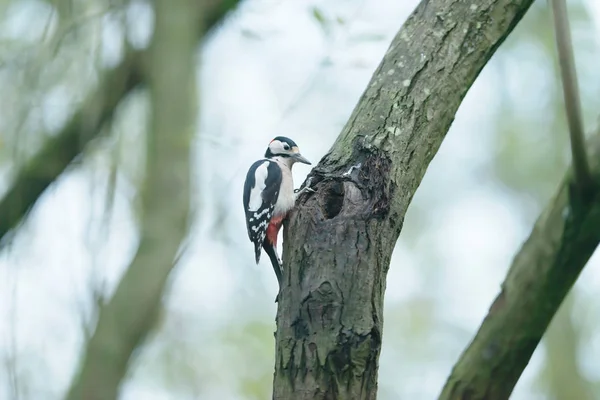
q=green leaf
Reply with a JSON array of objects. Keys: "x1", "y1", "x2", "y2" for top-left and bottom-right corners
[{"x1": 311, "y1": 7, "x2": 328, "y2": 33}]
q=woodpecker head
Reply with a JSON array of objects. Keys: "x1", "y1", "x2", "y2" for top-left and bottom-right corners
[{"x1": 265, "y1": 136, "x2": 311, "y2": 167}]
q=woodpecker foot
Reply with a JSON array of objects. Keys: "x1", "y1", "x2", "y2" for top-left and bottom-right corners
[{"x1": 294, "y1": 177, "x2": 316, "y2": 195}]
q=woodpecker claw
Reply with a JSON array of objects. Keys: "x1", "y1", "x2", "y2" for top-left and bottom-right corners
[{"x1": 294, "y1": 177, "x2": 316, "y2": 194}]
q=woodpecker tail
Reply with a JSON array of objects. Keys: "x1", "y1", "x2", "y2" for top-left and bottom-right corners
[
  {"x1": 254, "y1": 241, "x2": 262, "y2": 264},
  {"x1": 263, "y1": 242, "x2": 283, "y2": 287}
]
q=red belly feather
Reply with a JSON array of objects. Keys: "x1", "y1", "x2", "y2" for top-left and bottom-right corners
[{"x1": 266, "y1": 215, "x2": 285, "y2": 246}]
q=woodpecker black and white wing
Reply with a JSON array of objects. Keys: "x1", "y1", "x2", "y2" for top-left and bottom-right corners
[{"x1": 243, "y1": 160, "x2": 282, "y2": 263}]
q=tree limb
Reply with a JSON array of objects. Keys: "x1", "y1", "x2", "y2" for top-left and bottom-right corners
[
  {"x1": 65, "y1": 0, "x2": 200, "y2": 398},
  {"x1": 0, "y1": 51, "x2": 142, "y2": 245},
  {"x1": 439, "y1": 128, "x2": 600, "y2": 399},
  {"x1": 273, "y1": 0, "x2": 535, "y2": 398},
  {"x1": 0, "y1": 0, "x2": 239, "y2": 246},
  {"x1": 550, "y1": 0, "x2": 592, "y2": 195}
]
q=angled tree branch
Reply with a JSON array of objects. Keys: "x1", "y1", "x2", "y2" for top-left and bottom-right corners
[
  {"x1": 0, "y1": 0, "x2": 239, "y2": 246},
  {"x1": 550, "y1": 0, "x2": 592, "y2": 194},
  {"x1": 65, "y1": 0, "x2": 200, "y2": 398},
  {"x1": 0, "y1": 51, "x2": 142, "y2": 245},
  {"x1": 273, "y1": 0, "x2": 535, "y2": 398},
  {"x1": 439, "y1": 127, "x2": 600, "y2": 399}
]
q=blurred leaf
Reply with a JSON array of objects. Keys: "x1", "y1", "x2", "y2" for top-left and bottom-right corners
[
  {"x1": 311, "y1": 7, "x2": 329, "y2": 34},
  {"x1": 220, "y1": 320, "x2": 274, "y2": 399},
  {"x1": 240, "y1": 372, "x2": 273, "y2": 400}
]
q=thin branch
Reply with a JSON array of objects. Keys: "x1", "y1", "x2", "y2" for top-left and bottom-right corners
[
  {"x1": 550, "y1": 0, "x2": 592, "y2": 194},
  {"x1": 0, "y1": 0, "x2": 240, "y2": 246},
  {"x1": 0, "y1": 50, "x2": 142, "y2": 247},
  {"x1": 50, "y1": 4, "x2": 122, "y2": 57},
  {"x1": 439, "y1": 127, "x2": 600, "y2": 399},
  {"x1": 273, "y1": 0, "x2": 367, "y2": 125}
]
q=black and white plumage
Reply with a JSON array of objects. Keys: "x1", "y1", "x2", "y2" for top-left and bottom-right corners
[
  {"x1": 243, "y1": 136, "x2": 311, "y2": 288},
  {"x1": 243, "y1": 160, "x2": 281, "y2": 262}
]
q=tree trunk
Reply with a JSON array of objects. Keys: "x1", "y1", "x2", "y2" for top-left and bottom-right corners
[
  {"x1": 65, "y1": 1, "x2": 199, "y2": 398},
  {"x1": 273, "y1": 0, "x2": 534, "y2": 398}
]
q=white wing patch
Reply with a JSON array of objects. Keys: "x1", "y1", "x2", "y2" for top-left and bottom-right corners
[
  {"x1": 251, "y1": 219, "x2": 269, "y2": 233},
  {"x1": 248, "y1": 161, "x2": 270, "y2": 211}
]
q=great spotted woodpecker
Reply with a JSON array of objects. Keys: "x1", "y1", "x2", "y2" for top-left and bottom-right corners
[{"x1": 243, "y1": 136, "x2": 311, "y2": 288}]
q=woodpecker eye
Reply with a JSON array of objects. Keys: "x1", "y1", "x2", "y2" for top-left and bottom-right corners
[{"x1": 283, "y1": 143, "x2": 290, "y2": 151}]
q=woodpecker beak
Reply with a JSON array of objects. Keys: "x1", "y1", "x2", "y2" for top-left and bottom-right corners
[{"x1": 292, "y1": 153, "x2": 311, "y2": 165}]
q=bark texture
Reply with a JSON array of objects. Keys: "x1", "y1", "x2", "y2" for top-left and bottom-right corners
[
  {"x1": 273, "y1": 1, "x2": 534, "y2": 399},
  {"x1": 439, "y1": 130, "x2": 600, "y2": 399}
]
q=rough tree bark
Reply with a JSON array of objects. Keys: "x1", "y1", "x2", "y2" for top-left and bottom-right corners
[
  {"x1": 439, "y1": 130, "x2": 600, "y2": 399},
  {"x1": 273, "y1": 1, "x2": 534, "y2": 399}
]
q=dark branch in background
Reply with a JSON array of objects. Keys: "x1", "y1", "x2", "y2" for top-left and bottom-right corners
[
  {"x1": 65, "y1": 0, "x2": 200, "y2": 397},
  {"x1": 550, "y1": 0, "x2": 592, "y2": 195},
  {"x1": 0, "y1": 51, "x2": 141, "y2": 246},
  {"x1": 0, "y1": 0, "x2": 240, "y2": 246},
  {"x1": 439, "y1": 127, "x2": 600, "y2": 399}
]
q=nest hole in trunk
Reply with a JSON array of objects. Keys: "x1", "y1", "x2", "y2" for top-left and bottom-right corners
[{"x1": 322, "y1": 180, "x2": 345, "y2": 219}]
